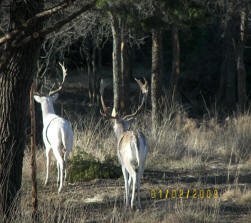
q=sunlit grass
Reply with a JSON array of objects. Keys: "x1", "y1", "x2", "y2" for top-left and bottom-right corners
[{"x1": 9, "y1": 104, "x2": 251, "y2": 222}]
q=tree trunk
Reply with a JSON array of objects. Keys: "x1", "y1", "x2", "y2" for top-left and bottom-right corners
[
  {"x1": 110, "y1": 13, "x2": 122, "y2": 115},
  {"x1": 0, "y1": 1, "x2": 42, "y2": 217},
  {"x1": 30, "y1": 84, "x2": 38, "y2": 222},
  {"x1": 236, "y1": 9, "x2": 247, "y2": 111},
  {"x1": 98, "y1": 48, "x2": 102, "y2": 70},
  {"x1": 151, "y1": 29, "x2": 163, "y2": 136},
  {"x1": 87, "y1": 57, "x2": 92, "y2": 105},
  {"x1": 171, "y1": 23, "x2": 180, "y2": 102},
  {"x1": 120, "y1": 21, "x2": 130, "y2": 113},
  {"x1": 92, "y1": 45, "x2": 97, "y2": 105},
  {"x1": 217, "y1": 12, "x2": 238, "y2": 110},
  {"x1": 129, "y1": 46, "x2": 134, "y2": 79}
]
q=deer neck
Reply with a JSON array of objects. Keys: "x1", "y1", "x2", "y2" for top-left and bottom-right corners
[
  {"x1": 113, "y1": 121, "x2": 127, "y2": 143},
  {"x1": 40, "y1": 102, "x2": 56, "y2": 123}
]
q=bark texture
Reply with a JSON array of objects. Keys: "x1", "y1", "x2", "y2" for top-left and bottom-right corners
[
  {"x1": 120, "y1": 21, "x2": 130, "y2": 113},
  {"x1": 0, "y1": 0, "x2": 42, "y2": 217},
  {"x1": 151, "y1": 29, "x2": 163, "y2": 135},
  {"x1": 236, "y1": 9, "x2": 247, "y2": 111},
  {"x1": 217, "y1": 12, "x2": 238, "y2": 109},
  {"x1": 171, "y1": 23, "x2": 180, "y2": 102},
  {"x1": 110, "y1": 13, "x2": 122, "y2": 114},
  {"x1": 30, "y1": 84, "x2": 38, "y2": 222}
]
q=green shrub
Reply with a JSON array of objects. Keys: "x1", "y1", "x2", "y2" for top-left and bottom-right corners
[{"x1": 68, "y1": 151, "x2": 122, "y2": 182}]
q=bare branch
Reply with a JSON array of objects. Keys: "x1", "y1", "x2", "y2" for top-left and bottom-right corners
[
  {"x1": 0, "y1": 1, "x2": 96, "y2": 48},
  {"x1": 0, "y1": 1, "x2": 74, "y2": 46},
  {"x1": 13, "y1": 2, "x2": 96, "y2": 48},
  {"x1": 0, "y1": 1, "x2": 96, "y2": 72}
]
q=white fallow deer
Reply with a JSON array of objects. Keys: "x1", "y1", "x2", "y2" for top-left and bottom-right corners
[
  {"x1": 100, "y1": 78, "x2": 149, "y2": 209},
  {"x1": 34, "y1": 62, "x2": 73, "y2": 193}
]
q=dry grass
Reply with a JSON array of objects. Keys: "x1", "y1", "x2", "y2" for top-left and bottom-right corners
[
  {"x1": 4, "y1": 104, "x2": 251, "y2": 222},
  {"x1": 104, "y1": 198, "x2": 220, "y2": 223},
  {"x1": 141, "y1": 110, "x2": 251, "y2": 170},
  {"x1": 221, "y1": 188, "x2": 251, "y2": 206},
  {"x1": 67, "y1": 102, "x2": 251, "y2": 172},
  {"x1": 72, "y1": 113, "x2": 116, "y2": 163}
]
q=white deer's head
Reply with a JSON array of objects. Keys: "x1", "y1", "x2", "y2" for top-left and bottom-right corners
[
  {"x1": 100, "y1": 77, "x2": 148, "y2": 140},
  {"x1": 34, "y1": 62, "x2": 67, "y2": 122},
  {"x1": 34, "y1": 93, "x2": 58, "y2": 115}
]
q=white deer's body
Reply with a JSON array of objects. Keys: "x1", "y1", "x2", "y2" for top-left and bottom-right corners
[
  {"x1": 114, "y1": 121, "x2": 148, "y2": 209},
  {"x1": 34, "y1": 63, "x2": 73, "y2": 193},
  {"x1": 34, "y1": 94, "x2": 73, "y2": 193},
  {"x1": 100, "y1": 77, "x2": 149, "y2": 209}
]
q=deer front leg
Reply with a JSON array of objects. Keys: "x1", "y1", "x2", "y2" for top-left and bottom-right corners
[
  {"x1": 64, "y1": 151, "x2": 69, "y2": 183},
  {"x1": 57, "y1": 161, "x2": 60, "y2": 186},
  {"x1": 137, "y1": 172, "x2": 142, "y2": 209},
  {"x1": 128, "y1": 175, "x2": 132, "y2": 201},
  {"x1": 130, "y1": 171, "x2": 137, "y2": 209}
]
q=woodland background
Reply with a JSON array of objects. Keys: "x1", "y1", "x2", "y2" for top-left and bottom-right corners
[{"x1": 0, "y1": 0, "x2": 251, "y2": 222}]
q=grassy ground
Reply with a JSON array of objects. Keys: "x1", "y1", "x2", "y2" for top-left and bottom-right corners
[
  {"x1": 6, "y1": 72, "x2": 251, "y2": 222},
  {"x1": 14, "y1": 107, "x2": 251, "y2": 223}
]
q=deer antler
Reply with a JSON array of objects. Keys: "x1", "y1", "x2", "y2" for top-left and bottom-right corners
[
  {"x1": 49, "y1": 62, "x2": 68, "y2": 96},
  {"x1": 135, "y1": 77, "x2": 148, "y2": 94},
  {"x1": 122, "y1": 78, "x2": 148, "y2": 120},
  {"x1": 100, "y1": 79, "x2": 118, "y2": 119},
  {"x1": 33, "y1": 78, "x2": 43, "y2": 96}
]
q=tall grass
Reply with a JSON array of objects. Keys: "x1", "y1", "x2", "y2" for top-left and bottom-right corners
[
  {"x1": 72, "y1": 112, "x2": 116, "y2": 163},
  {"x1": 70, "y1": 102, "x2": 251, "y2": 172},
  {"x1": 5, "y1": 102, "x2": 251, "y2": 222}
]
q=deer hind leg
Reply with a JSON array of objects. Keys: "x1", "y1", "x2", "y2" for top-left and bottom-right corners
[
  {"x1": 58, "y1": 159, "x2": 64, "y2": 193},
  {"x1": 122, "y1": 166, "x2": 129, "y2": 208},
  {"x1": 127, "y1": 166, "x2": 137, "y2": 209},
  {"x1": 128, "y1": 175, "x2": 132, "y2": 201},
  {"x1": 53, "y1": 148, "x2": 64, "y2": 193},
  {"x1": 44, "y1": 146, "x2": 51, "y2": 185},
  {"x1": 63, "y1": 134, "x2": 73, "y2": 183}
]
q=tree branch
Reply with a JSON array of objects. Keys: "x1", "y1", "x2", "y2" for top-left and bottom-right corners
[
  {"x1": 0, "y1": 1, "x2": 97, "y2": 72},
  {"x1": 0, "y1": 0, "x2": 77, "y2": 46},
  {"x1": 16, "y1": 2, "x2": 96, "y2": 47}
]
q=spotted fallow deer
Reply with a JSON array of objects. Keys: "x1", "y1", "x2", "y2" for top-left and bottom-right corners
[
  {"x1": 34, "y1": 62, "x2": 73, "y2": 193},
  {"x1": 100, "y1": 78, "x2": 149, "y2": 209}
]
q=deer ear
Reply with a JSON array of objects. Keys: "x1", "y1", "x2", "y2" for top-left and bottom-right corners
[
  {"x1": 51, "y1": 93, "x2": 59, "y2": 102},
  {"x1": 34, "y1": 95, "x2": 42, "y2": 103}
]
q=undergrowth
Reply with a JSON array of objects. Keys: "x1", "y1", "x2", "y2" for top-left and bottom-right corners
[
  {"x1": 68, "y1": 150, "x2": 122, "y2": 182},
  {"x1": 67, "y1": 103, "x2": 251, "y2": 180},
  {"x1": 15, "y1": 101, "x2": 251, "y2": 222}
]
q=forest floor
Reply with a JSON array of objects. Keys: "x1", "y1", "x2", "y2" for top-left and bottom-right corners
[
  {"x1": 20, "y1": 155, "x2": 251, "y2": 223},
  {"x1": 17, "y1": 69, "x2": 251, "y2": 223}
]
